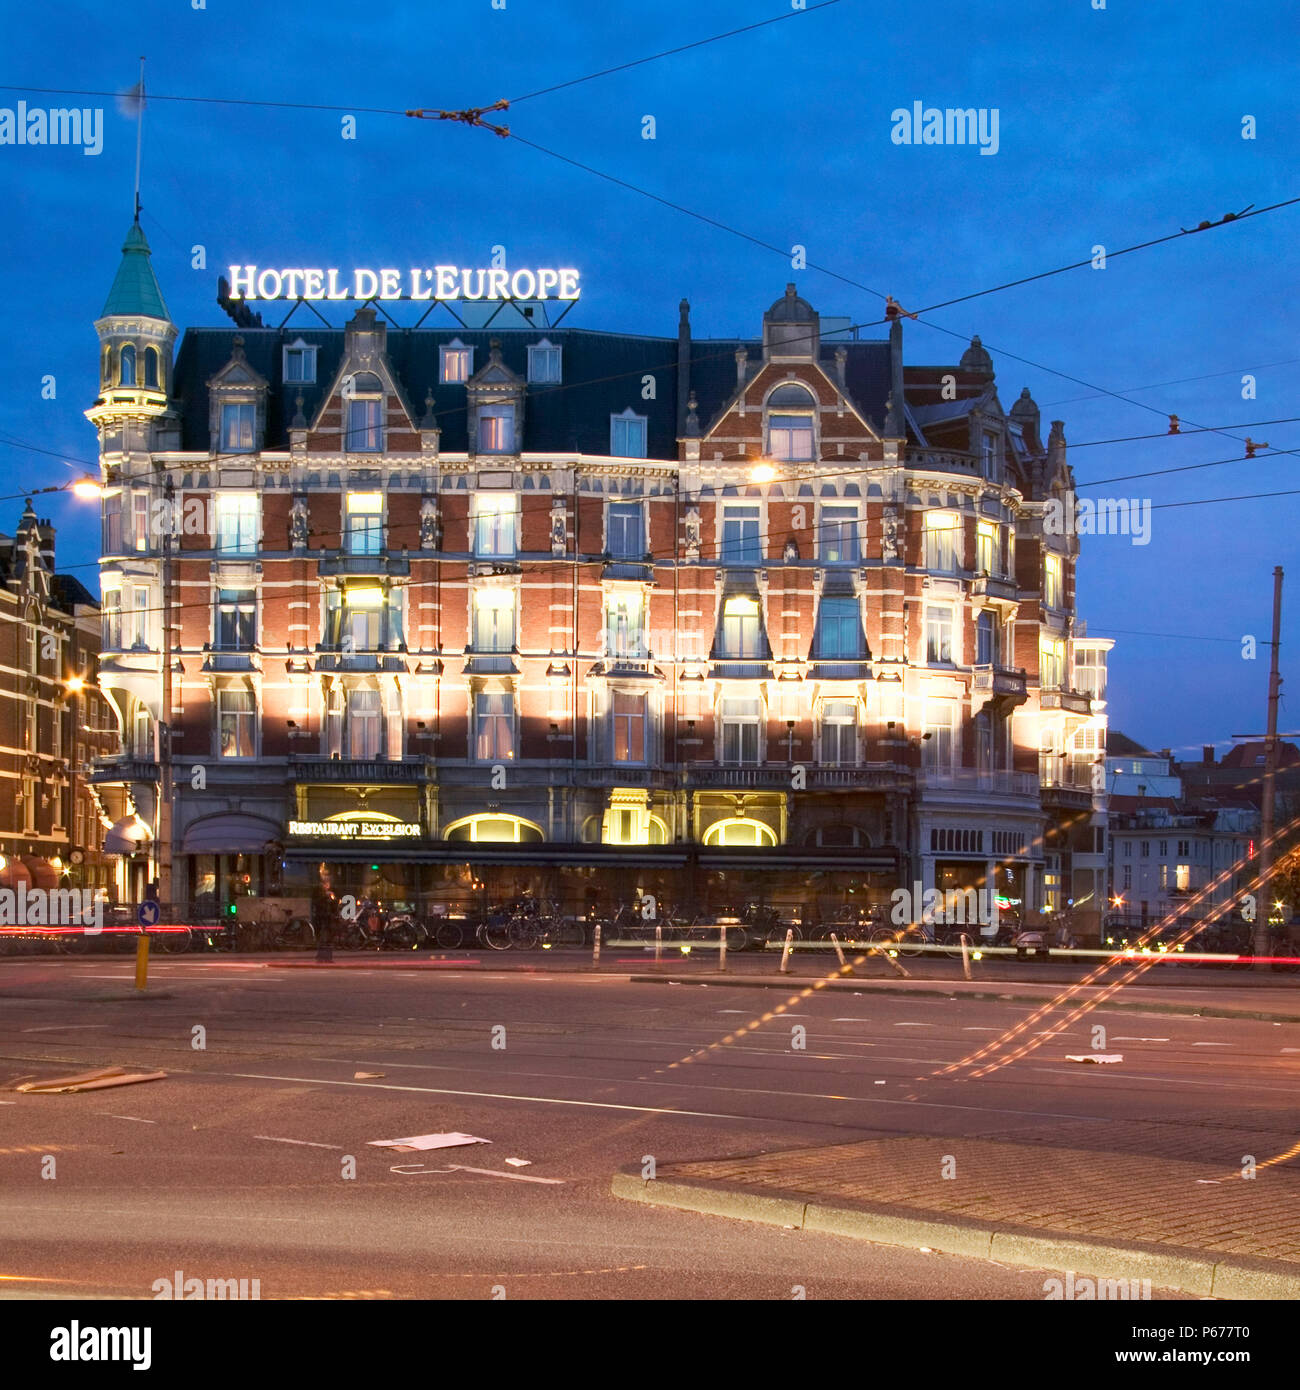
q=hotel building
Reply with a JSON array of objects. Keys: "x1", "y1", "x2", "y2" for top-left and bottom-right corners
[{"x1": 87, "y1": 224, "x2": 1112, "y2": 932}]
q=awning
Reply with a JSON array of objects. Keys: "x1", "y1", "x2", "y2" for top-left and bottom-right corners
[
  {"x1": 0, "y1": 859, "x2": 33, "y2": 889},
  {"x1": 104, "y1": 815, "x2": 152, "y2": 856},
  {"x1": 20, "y1": 857, "x2": 59, "y2": 890},
  {"x1": 181, "y1": 814, "x2": 281, "y2": 856}
]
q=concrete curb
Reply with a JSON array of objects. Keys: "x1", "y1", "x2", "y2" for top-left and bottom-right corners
[
  {"x1": 626, "y1": 975, "x2": 1300, "y2": 1023},
  {"x1": 610, "y1": 1172, "x2": 1300, "y2": 1298}
]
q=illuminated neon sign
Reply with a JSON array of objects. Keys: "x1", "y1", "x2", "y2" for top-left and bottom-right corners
[
  {"x1": 227, "y1": 266, "x2": 581, "y2": 302},
  {"x1": 287, "y1": 820, "x2": 421, "y2": 839}
]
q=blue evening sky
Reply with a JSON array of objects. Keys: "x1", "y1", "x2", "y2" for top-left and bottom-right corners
[{"x1": 1, "y1": 0, "x2": 1295, "y2": 756}]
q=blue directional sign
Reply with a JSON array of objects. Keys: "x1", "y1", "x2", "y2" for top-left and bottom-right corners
[{"x1": 137, "y1": 901, "x2": 161, "y2": 929}]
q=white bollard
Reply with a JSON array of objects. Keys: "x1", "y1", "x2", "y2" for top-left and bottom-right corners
[
  {"x1": 593, "y1": 921, "x2": 601, "y2": 967},
  {"x1": 960, "y1": 932, "x2": 972, "y2": 981},
  {"x1": 718, "y1": 925, "x2": 727, "y2": 972},
  {"x1": 779, "y1": 927, "x2": 794, "y2": 974},
  {"x1": 830, "y1": 932, "x2": 848, "y2": 968},
  {"x1": 654, "y1": 921, "x2": 662, "y2": 964}
]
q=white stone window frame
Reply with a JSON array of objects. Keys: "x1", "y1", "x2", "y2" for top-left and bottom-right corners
[
  {"x1": 283, "y1": 338, "x2": 318, "y2": 385},
  {"x1": 440, "y1": 340, "x2": 474, "y2": 385},
  {"x1": 610, "y1": 408, "x2": 648, "y2": 459},
  {"x1": 527, "y1": 339, "x2": 562, "y2": 385}
]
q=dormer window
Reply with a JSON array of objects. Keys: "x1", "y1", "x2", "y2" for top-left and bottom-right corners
[
  {"x1": 220, "y1": 403, "x2": 255, "y2": 453},
  {"x1": 345, "y1": 372, "x2": 383, "y2": 453},
  {"x1": 610, "y1": 409, "x2": 647, "y2": 458},
  {"x1": 441, "y1": 340, "x2": 472, "y2": 384},
  {"x1": 119, "y1": 343, "x2": 136, "y2": 386},
  {"x1": 765, "y1": 383, "x2": 816, "y2": 461},
  {"x1": 283, "y1": 339, "x2": 317, "y2": 384},
  {"x1": 479, "y1": 403, "x2": 516, "y2": 454},
  {"x1": 527, "y1": 340, "x2": 562, "y2": 384}
]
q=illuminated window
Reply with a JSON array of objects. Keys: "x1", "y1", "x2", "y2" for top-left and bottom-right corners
[
  {"x1": 445, "y1": 813, "x2": 541, "y2": 843},
  {"x1": 217, "y1": 689, "x2": 255, "y2": 758},
  {"x1": 346, "y1": 399, "x2": 382, "y2": 453},
  {"x1": 527, "y1": 340, "x2": 561, "y2": 384},
  {"x1": 819, "y1": 505, "x2": 859, "y2": 564},
  {"x1": 721, "y1": 505, "x2": 761, "y2": 566},
  {"x1": 130, "y1": 586, "x2": 150, "y2": 648},
  {"x1": 1044, "y1": 554, "x2": 1063, "y2": 609},
  {"x1": 1175, "y1": 863, "x2": 1190, "y2": 891},
  {"x1": 1075, "y1": 648, "x2": 1106, "y2": 698},
  {"x1": 924, "y1": 513, "x2": 960, "y2": 572},
  {"x1": 347, "y1": 689, "x2": 382, "y2": 758},
  {"x1": 346, "y1": 492, "x2": 384, "y2": 555},
  {"x1": 473, "y1": 588, "x2": 516, "y2": 652},
  {"x1": 1040, "y1": 638, "x2": 1066, "y2": 689},
  {"x1": 610, "y1": 410, "x2": 647, "y2": 459},
  {"x1": 612, "y1": 691, "x2": 646, "y2": 762},
  {"x1": 475, "y1": 692, "x2": 514, "y2": 760},
  {"x1": 605, "y1": 591, "x2": 645, "y2": 658},
  {"x1": 102, "y1": 589, "x2": 122, "y2": 650},
  {"x1": 220, "y1": 403, "x2": 255, "y2": 453},
  {"x1": 607, "y1": 501, "x2": 644, "y2": 559},
  {"x1": 821, "y1": 700, "x2": 857, "y2": 766},
  {"x1": 473, "y1": 493, "x2": 516, "y2": 558},
  {"x1": 102, "y1": 494, "x2": 123, "y2": 554},
  {"x1": 131, "y1": 493, "x2": 150, "y2": 551},
  {"x1": 720, "y1": 696, "x2": 761, "y2": 765},
  {"x1": 703, "y1": 818, "x2": 777, "y2": 848},
  {"x1": 479, "y1": 404, "x2": 516, "y2": 453},
  {"x1": 923, "y1": 701, "x2": 955, "y2": 770},
  {"x1": 441, "y1": 342, "x2": 472, "y2": 384},
  {"x1": 721, "y1": 595, "x2": 762, "y2": 659},
  {"x1": 216, "y1": 493, "x2": 259, "y2": 554},
  {"x1": 976, "y1": 520, "x2": 997, "y2": 575}
]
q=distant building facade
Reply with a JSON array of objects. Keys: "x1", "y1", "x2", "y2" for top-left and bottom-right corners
[{"x1": 86, "y1": 225, "x2": 1113, "y2": 930}]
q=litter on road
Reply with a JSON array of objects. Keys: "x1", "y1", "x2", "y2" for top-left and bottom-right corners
[
  {"x1": 16, "y1": 1066, "x2": 166, "y2": 1094},
  {"x1": 367, "y1": 1132, "x2": 491, "y2": 1152},
  {"x1": 1065, "y1": 1053, "x2": 1123, "y2": 1064},
  {"x1": 504, "y1": 1157, "x2": 531, "y2": 1167},
  {"x1": 354, "y1": 1071, "x2": 385, "y2": 1079}
]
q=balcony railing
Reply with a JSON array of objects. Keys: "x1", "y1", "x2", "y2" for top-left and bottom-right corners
[
  {"x1": 906, "y1": 448, "x2": 980, "y2": 477},
  {"x1": 288, "y1": 756, "x2": 429, "y2": 783},
  {"x1": 974, "y1": 666, "x2": 1029, "y2": 699},
  {"x1": 314, "y1": 648, "x2": 408, "y2": 674},
  {"x1": 1039, "y1": 687, "x2": 1094, "y2": 713},
  {"x1": 971, "y1": 572, "x2": 1018, "y2": 601},
  {"x1": 917, "y1": 768, "x2": 1038, "y2": 797},
  {"x1": 316, "y1": 551, "x2": 411, "y2": 577},
  {"x1": 89, "y1": 757, "x2": 160, "y2": 784}
]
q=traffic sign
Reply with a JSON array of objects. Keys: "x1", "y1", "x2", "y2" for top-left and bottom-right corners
[{"x1": 137, "y1": 901, "x2": 161, "y2": 929}]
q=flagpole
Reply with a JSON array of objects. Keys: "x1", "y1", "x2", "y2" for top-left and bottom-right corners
[{"x1": 133, "y1": 56, "x2": 145, "y2": 221}]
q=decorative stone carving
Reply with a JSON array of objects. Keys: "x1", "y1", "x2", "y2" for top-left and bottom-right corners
[
  {"x1": 420, "y1": 497, "x2": 439, "y2": 550},
  {"x1": 684, "y1": 505, "x2": 701, "y2": 561},
  {"x1": 550, "y1": 500, "x2": 567, "y2": 557},
  {"x1": 290, "y1": 496, "x2": 308, "y2": 549},
  {"x1": 881, "y1": 505, "x2": 901, "y2": 564}
]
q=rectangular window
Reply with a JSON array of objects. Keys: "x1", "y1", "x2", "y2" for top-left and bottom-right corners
[
  {"x1": 976, "y1": 520, "x2": 997, "y2": 575},
  {"x1": 720, "y1": 696, "x2": 761, "y2": 765},
  {"x1": 926, "y1": 606, "x2": 954, "y2": 664},
  {"x1": 131, "y1": 586, "x2": 150, "y2": 648},
  {"x1": 347, "y1": 689, "x2": 382, "y2": 759},
  {"x1": 216, "y1": 493, "x2": 259, "y2": 555},
  {"x1": 473, "y1": 493, "x2": 517, "y2": 558},
  {"x1": 1075, "y1": 648, "x2": 1107, "y2": 698},
  {"x1": 1175, "y1": 863, "x2": 1190, "y2": 891},
  {"x1": 721, "y1": 595, "x2": 762, "y2": 659},
  {"x1": 345, "y1": 492, "x2": 384, "y2": 555},
  {"x1": 218, "y1": 689, "x2": 256, "y2": 758},
  {"x1": 821, "y1": 700, "x2": 857, "y2": 766},
  {"x1": 441, "y1": 345, "x2": 472, "y2": 384},
  {"x1": 923, "y1": 701, "x2": 956, "y2": 770},
  {"x1": 102, "y1": 494, "x2": 123, "y2": 555},
  {"x1": 132, "y1": 493, "x2": 150, "y2": 552},
  {"x1": 982, "y1": 432, "x2": 998, "y2": 474},
  {"x1": 924, "y1": 514, "x2": 960, "y2": 572},
  {"x1": 22, "y1": 777, "x2": 35, "y2": 833},
  {"x1": 1044, "y1": 554, "x2": 1063, "y2": 609},
  {"x1": 347, "y1": 398, "x2": 382, "y2": 453},
  {"x1": 216, "y1": 589, "x2": 256, "y2": 651},
  {"x1": 473, "y1": 589, "x2": 516, "y2": 652},
  {"x1": 527, "y1": 343, "x2": 561, "y2": 384},
  {"x1": 1159, "y1": 840, "x2": 1168, "y2": 857},
  {"x1": 818, "y1": 597, "x2": 862, "y2": 659},
  {"x1": 102, "y1": 590, "x2": 122, "y2": 650},
  {"x1": 1177, "y1": 840, "x2": 1189, "y2": 857},
  {"x1": 607, "y1": 501, "x2": 645, "y2": 560},
  {"x1": 976, "y1": 611, "x2": 995, "y2": 666},
  {"x1": 605, "y1": 591, "x2": 645, "y2": 658},
  {"x1": 1123, "y1": 864, "x2": 1132, "y2": 891},
  {"x1": 720, "y1": 505, "x2": 761, "y2": 566},
  {"x1": 769, "y1": 414, "x2": 814, "y2": 462},
  {"x1": 1140, "y1": 840, "x2": 1150, "y2": 858},
  {"x1": 220, "y1": 403, "x2": 255, "y2": 453},
  {"x1": 133, "y1": 707, "x2": 151, "y2": 758},
  {"x1": 331, "y1": 585, "x2": 384, "y2": 652},
  {"x1": 1040, "y1": 638, "x2": 1066, "y2": 689},
  {"x1": 610, "y1": 413, "x2": 648, "y2": 459},
  {"x1": 24, "y1": 701, "x2": 36, "y2": 756},
  {"x1": 475, "y1": 692, "x2": 514, "y2": 760},
  {"x1": 479, "y1": 405, "x2": 515, "y2": 453},
  {"x1": 283, "y1": 344, "x2": 316, "y2": 384},
  {"x1": 819, "y1": 505, "x2": 860, "y2": 564},
  {"x1": 1124, "y1": 841, "x2": 1132, "y2": 858},
  {"x1": 612, "y1": 691, "x2": 646, "y2": 763}
]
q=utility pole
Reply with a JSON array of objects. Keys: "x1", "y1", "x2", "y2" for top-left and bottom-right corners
[
  {"x1": 1255, "y1": 566, "x2": 1284, "y2": 969},
  {"x1": 156, "y1": 473, "x2": 174, "y2": 911}
]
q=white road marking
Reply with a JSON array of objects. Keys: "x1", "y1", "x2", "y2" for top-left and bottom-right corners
[
  {"x1": 1113, "y1": 1037, "x2": 1170, "y2": 1043},
  {"x1": 22, "y1": 1025, "x2": 108, "y2": 1033},
  {"x1": 449, "y1": 1164, "x2": 564, "y2": 1185},
  {"x1": 894, "y1": 1022, "x2": 928, "y2": 1027},
  {"x1": 1283, "y1": 1048, "x2": 1300, "y2": 1054},
  {"x1": 1190, "y1": 1042, "x2": 1233, "y2": 1047},
  {"x1": 962, "y1": 1027, "x2": 1000, "y2": 1032},
  {"x1": 831, "y1": 1018, "x2": 870, "y2": 1023},
  {"x1": 98, "y1": 1114, "x2": 156, "y2": 1124},
  {"x1": 253, "y1": 1135, "x2": 345, "y2": 1149},
  {"x1": 717, "y1": 1010, "x2": 748, "y2": 1014}
]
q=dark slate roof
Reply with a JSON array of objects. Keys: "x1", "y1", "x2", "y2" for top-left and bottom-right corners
[
  {"x1": 1107, "y1": 729, "x2": 1156, "y2": 757},
  {"x1": 52, "y1": 573, "x2": 99, "y2": 611},
  {"x1": 170, "y1": 324, "x2": 898, "y2": 456}
]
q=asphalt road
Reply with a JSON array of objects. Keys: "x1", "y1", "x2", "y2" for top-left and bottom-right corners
[{"x1": 2, "y1": 955, "x2": 1297, "y2": 1300}]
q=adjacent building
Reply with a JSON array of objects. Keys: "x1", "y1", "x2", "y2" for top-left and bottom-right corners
[{"x1": 86, "y1": 223, "x2": 1113, "y2": 932}]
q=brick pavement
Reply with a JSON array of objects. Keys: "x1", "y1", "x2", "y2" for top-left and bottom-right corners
[{"x1": 661, "y1": 1135, "x2": 1300, "y2": 1263}]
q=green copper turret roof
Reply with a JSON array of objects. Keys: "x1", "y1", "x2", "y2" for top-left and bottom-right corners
[{"x1": 101, "y1": 220, "x2": 170, "y2": 320}]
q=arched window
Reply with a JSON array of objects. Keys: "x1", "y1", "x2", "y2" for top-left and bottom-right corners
[
  {"x1": 765, "y1": 383, "x2": 815, "y2": 461},
  {"x1": 143, "y1": 347, "x2": 159, "y2": 389},
  {"x1": 119, "y1": 344, "x2": 136, "y2": 386},
  {"x1": 702, "y1": 817, "x2": 778, "y2": 848},
  {"x1": 101, "y1": 346, "x2": 112, "y2": 385},
  {"x1": 444, "y1": 813, "x2": 544, "y2": 844}
]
